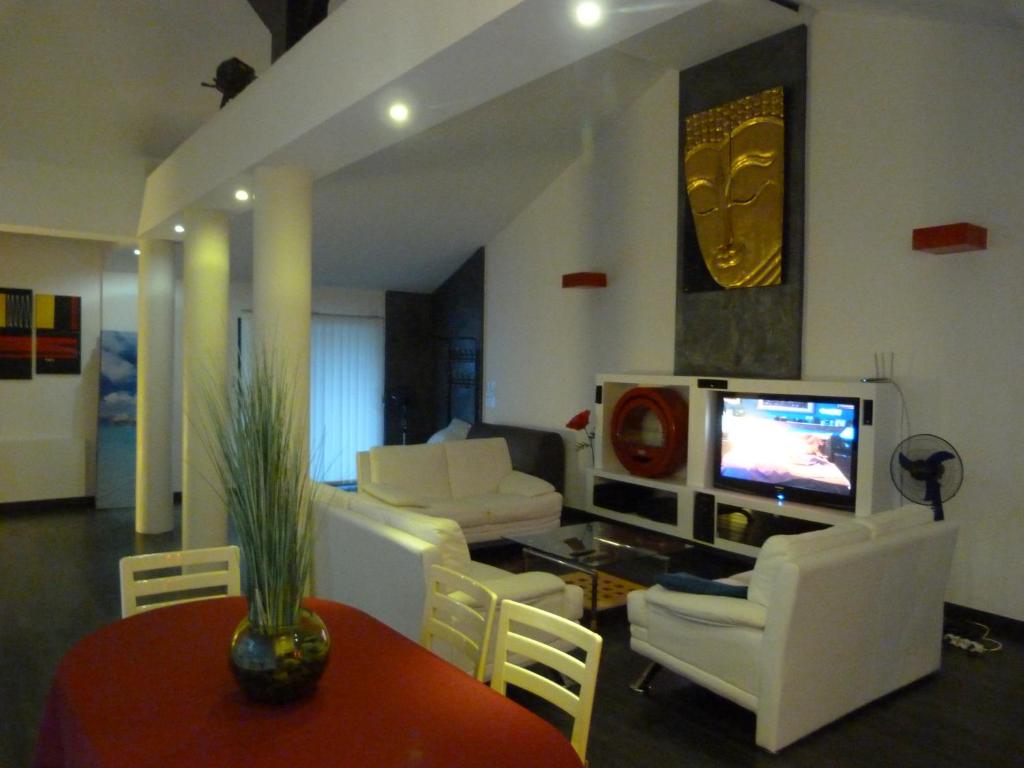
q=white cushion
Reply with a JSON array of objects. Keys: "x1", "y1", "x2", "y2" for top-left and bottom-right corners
[
  {"x1": 748, "y1": 523, "x2": 870, "y2": 607},
  {"x1": 424, "y1": 499, "x2": 491, "y2": 527},
  {"x1": 464, "y1": 492, "x2": 562, "y2": 523},
  {"x1": 426, "y1": 418, "x2": 472, "y2": 443},
  {"x1": 370, "y1": 443, "x2": 452, "y2": 500},
  {"x1": 497, "y1": 470, "x2": 555, "y2": 497},
  {"x1": 444, "y1": 438, "x2": 513, "y2": 498},
  {"x1": 474, "y1": 569, "x2": 584, "y2": 621},
  {"x1": 360, "y1": 481, "x2": 427, "y2": 507},
  {"x1": 855, "y1": 505, "x2": 933, "y2": 538},
  {"x1": 354, "y1": 502, "x2": 471, "y2": 572},
  {"x1": 644, "y1": 585, "x2": 766, "y2": 629}
]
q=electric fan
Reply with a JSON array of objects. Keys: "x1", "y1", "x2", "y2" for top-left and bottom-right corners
[{"x1": 889, "y1": 434, "x2": 964, "y2": 521}]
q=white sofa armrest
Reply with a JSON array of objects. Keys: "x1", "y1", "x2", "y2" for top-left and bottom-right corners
[
  {"x1": 645, "y1": 585, "x2": 767, "y2": 629},
  {"x1": 360, "y1": 481, "x2": 427, "y2": 507},
  {"x1": 497, "y1": 470, "x2": 555, "y2": 497},
  {"x1": 313, "y1": 497, "x2": 440, "y2": 640}
]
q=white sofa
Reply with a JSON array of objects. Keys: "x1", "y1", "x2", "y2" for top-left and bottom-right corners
[
  {"x1": 627, "y1": 506, "x2": 959, "y2": 752},
  {"x1": 312, "y1": 484, "x2": 583, "y2": 649},
  {"x1": 355, "y1": 437, "x2": 562, "y2": 542}
]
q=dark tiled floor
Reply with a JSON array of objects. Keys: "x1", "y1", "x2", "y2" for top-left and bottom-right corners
[{"x1": 3, "y1": 506, "x2": 1022, "y2": 767}]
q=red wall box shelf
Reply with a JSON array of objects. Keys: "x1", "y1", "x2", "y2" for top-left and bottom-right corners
[
  {"x1": 561, "y1": 272, "x2": 607, "y2": 288},
  {"x1": 912, "y1": 223, "x2": 987, "y2": 254}
]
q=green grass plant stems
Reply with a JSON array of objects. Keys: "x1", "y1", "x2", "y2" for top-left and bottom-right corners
[{"x1": 205, "y1": 354, "x2": 318, "y2": 632}]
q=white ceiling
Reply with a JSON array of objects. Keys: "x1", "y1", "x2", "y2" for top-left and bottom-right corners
[{"x1": 2, "y1": 0, "x2": 1021, "y2": 289}]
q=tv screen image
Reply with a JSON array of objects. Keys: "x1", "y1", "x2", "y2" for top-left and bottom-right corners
[{"x1": 714, "y1": 394, "x2": 859, "y2": 509}]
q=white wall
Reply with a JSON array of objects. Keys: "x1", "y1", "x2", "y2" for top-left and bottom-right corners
[
  {"x1": 802, "y1": 11, "x2": 1024, "y2": 621},
  {"x1": 484, "y1": 12, "x2": 1024, "y2": 620},
  {"x1": 485, "y1": 71, "x2": 680, "y2": 508},
  {"x1": 0, "y1": 233, "x2": 107, "y2": 502}
]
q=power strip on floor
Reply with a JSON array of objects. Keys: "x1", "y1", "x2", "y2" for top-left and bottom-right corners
[{"x1": 944, "y1": 633, "x2": 988, "y2": 655}]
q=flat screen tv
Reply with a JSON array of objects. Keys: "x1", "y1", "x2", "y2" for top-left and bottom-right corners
[{"x1": 712, "y1": 393, "x2": 860, "y2": 510}]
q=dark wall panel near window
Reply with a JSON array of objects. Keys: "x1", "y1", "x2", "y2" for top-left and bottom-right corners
[
  {"x1": 431, "y1": 247, "x2": 484, "y2": 432},
  {"x1": 383, "y1": 247, "x2": 485, "y2": 445},
  {"x1": 383, "y1": 292, "x2": 434, "y2": 445}
]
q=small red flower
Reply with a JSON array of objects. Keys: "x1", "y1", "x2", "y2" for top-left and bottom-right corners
[{"x1": 566, "y1": 410, "x2": 590, "y2": 431}]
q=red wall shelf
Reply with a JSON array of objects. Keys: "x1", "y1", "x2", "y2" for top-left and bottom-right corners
[
  {"x1": 912, "y1": 223, "x2": 987, "y2": 254},
  {"x1": 562, "y1": 272, "x2": 607, "y2": 288}
]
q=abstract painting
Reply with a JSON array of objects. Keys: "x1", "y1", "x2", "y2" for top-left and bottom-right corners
[
  {"x1": 0, "y1": 287, "x2": 33, "y2": 379},
  {"x1": 35, "y1": 294, "x2": 81, "y2": 374}
]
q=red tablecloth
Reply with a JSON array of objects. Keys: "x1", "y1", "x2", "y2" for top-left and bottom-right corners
[{"x1": 33, "y1": 597, "x2": 583, "y2": 768}]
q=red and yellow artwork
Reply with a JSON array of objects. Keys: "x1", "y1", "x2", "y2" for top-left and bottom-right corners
[
  {"x1": 35, "y1": 294, "x2": 81, "y2": 375},
  {"x1": 0, "y1": 288, "x2": 33, "y2": 379}
]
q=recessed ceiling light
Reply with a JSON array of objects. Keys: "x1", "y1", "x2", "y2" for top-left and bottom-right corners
[
  {"x1": 133, "y1": 248, "x2": 141, "y2": 256},
  {"x1": 574, "y1": 1, "x2": 604, "y2": 27},
  {"x1": 388, "y1": 102, "x2": 410, "y2": 124},
  {"x1": 234, "y1": 188, "x2": 250, "y2": 202},
  {"x1": 174, "y1": 224, "x2": 185, "y2": 234}
]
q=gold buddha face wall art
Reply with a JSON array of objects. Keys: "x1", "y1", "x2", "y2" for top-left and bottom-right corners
[{"x1": 684, "y1": 86, "x2": 784, "y2": 289}]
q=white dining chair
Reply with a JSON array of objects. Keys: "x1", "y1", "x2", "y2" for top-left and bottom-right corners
[
  {"x1": 119, "y1": 545, "x2": 241, "y2": 618},
  {"x1": 420, "y1": 564, "x2": 498, "y2": 681},
  {"x1": 489, "y1": 600, "x2": 603, "y2": 764}
]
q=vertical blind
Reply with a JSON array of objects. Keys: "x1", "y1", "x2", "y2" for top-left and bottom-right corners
[
  {"x1": 309, "y1": 314, "x2": 384, "y2": 483},
  {"x1": 239, "y1": 312, "x2": 384, "y2": 484}
]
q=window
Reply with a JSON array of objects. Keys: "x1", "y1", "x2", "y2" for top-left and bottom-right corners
[
  {"x1": 310, "y1": 314, "x2": 384, "y2": 483},
  {"x1": 239, "y1": 312, "x2": 384, "y2": 484}
]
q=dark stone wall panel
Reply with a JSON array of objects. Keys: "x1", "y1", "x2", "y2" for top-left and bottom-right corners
[
  {"x1": 675, "y1": 25, "x2": 807, "y2": 379},
  {"x1": 675, "y1": 285, "x2": 802, "y2": 378}
]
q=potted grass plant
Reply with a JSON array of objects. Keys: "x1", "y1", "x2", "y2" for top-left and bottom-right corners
[{"x1": 204, "y1": 353, "x2": 329, "y2": 704}]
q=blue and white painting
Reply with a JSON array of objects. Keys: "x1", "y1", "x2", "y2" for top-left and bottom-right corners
[{"x1": 96, "y1": 331, "x2": 137, "y2": 508}]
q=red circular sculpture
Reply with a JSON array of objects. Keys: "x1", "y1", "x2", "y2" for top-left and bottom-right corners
[{"x1": 610, "y1": 387, "x2": 688, "y2": 478}]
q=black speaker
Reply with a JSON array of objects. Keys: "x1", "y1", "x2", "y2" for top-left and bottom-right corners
[
  {"x1": 595, "y1": 385, "x2": 602, "y2": 405},
  {"x1": 693, "y1": 492, "x2": 716, "y2": 543}
]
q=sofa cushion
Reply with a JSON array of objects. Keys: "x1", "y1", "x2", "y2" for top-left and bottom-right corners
[
  {"x1": 855, "y1": 505, "x2": 933, "y2": 538},
  {"x1": 354, "y1": 502, "x2": 471, "y2": 572},
  {"x1": 360, "y1": 481, "x2": 427, "y2": 508},
  {"x1": 497, "y1": 470, "x2": 555, "y2": 497},
  {"x1": 370, "y1": 443, "x2": 452, "y2": 500},
  {"x1": 425, "y1": 499, "x2": 492, "y2": 527},
  {"x1": 474, "y1": 570, "x2": 584, "y2": 622},
  {"x1": 427, "y1": 417, "x2": 472, "y2": 444},
  {"x1": 444, "y1": 438, "x2": 513, "y2": 499},
  {"x1": 466, "y1": 492, "x2": 562, "y2": 523},
  {"x1": 643, "y1": 585, "x2": 767, "y2": 629},
  {"x1": 748, "y1": 523, "x2": 870, "y2": 607}
]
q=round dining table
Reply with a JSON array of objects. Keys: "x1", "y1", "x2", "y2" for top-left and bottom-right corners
[{"x1": 32, "y1": 597, "x2": 583, "y2": 768}]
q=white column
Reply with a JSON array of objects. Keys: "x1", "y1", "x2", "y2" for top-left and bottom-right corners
[
  {"x1": 181, "y1": 209, "x2": 232, "y2": 549},
  {"x1": 252, "y1": 166, "x2": 313, "y2": 445},
  {"x1": 135, "y1": 239, "x2": 175, "y2": 534}
]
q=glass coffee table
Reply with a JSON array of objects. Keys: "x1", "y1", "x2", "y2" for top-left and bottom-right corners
[{"x1": 503, "y1": 521, "x2": 691, "y2": 628}]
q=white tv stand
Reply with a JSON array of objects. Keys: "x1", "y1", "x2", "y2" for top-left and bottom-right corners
[{"x1": 586, "y1": 374, "x2": 901, "y2": 558}]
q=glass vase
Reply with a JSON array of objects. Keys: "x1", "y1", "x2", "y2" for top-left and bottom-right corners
[{"x1": 229, "y1": 606, "x2": 331, "y2": 704}]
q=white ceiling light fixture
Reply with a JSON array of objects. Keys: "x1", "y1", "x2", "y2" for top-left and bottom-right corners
[
  {"x1": 234, "y1": 188, "x2": 251, "y2": 202},
  {"x1": 574, "y1": 1, "x2": 604, "y2": 28},
  {"x1": 133, "y1": 248, "x2": 141, "y2": 256},
  {"x1": 174, "y1": 224, "x2": 185, "y2": 234},
  {"x1": 388, "y1": 101, "x2": 411, "y2": 124}
]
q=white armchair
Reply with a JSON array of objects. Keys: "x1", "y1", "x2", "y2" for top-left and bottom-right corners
[{"x1": 627, "y1": 506, "x2": 958, "y2": 752}]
